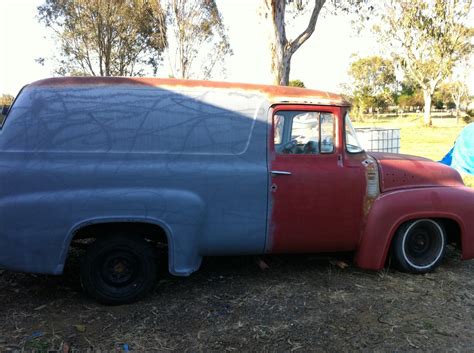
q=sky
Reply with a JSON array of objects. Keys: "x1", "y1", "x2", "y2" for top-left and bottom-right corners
[{"x1": 0, "y1": 0, "x2": 471, "y2": 97}]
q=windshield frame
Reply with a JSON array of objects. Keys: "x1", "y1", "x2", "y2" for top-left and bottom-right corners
[{"x1": 344, "y1": 112, "x2": 364, "y2": 154}]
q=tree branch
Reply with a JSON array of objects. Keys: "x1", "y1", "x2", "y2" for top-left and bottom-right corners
[{"x1": 289, "y1": 0, "x2": 326, "y2": 54}]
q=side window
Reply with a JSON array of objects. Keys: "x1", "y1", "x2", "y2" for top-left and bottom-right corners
[
  {"x1": 274, "y1": 110, "x2": 335, "y2": 154},
  {"x1": 320, "y1": 112, "x2": 335, "y2": 153},
  {"x1": 274, "y1": 114, "x2": 284, "y2": 145}
]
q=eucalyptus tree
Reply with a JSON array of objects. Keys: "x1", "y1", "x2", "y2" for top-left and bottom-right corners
[
  {"x1": 38, "y1": 0, "x2": 168, "y2": 76},
  {"x1": 262, "y1": 0, "x2": 374, "y2": 86},
  {"x1": 166, "y1": 0, "x2": 232, "y2": 80},
  {"x1": 375, "y1": 0, "x2": 473, "y2": 126},
  {"x1": 348, "y1": 56, "x2": 397, "y2": 114}
]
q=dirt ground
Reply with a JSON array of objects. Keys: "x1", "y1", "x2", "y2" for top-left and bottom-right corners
[{"x1": 1, "y1": 247, "x2": 473, "y2": 352}]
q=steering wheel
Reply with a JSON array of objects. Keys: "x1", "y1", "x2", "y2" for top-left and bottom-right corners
[{"x1": 281, "y1": 139, "x2": 297, "y2": 154}]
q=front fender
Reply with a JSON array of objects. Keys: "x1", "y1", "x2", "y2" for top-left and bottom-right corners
[{"x1": 354, "y1": 186, "x2": 474, "y2": 270}]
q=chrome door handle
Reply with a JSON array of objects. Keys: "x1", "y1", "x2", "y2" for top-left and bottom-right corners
[{"x1": 271, "y1": 170, "x2": 292, "y2": 176}]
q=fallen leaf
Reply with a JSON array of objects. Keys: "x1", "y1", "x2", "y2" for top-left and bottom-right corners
[
  {"x1": 62, "y1": 342, "x2": 70, "y2": 353},
  {"x1": 73, "y1": 325, "x2": 86, "y2": 333},
  {"x1": 330, "y1": 260, "x2": 349, "y2": 269},
  {"x1": 256, "y1": 258, "x2": 269, "y2": 270}
]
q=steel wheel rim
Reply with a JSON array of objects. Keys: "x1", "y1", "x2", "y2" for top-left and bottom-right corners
[{"x1": 401, "y1": 219, "x2": 445, "y2": 270}]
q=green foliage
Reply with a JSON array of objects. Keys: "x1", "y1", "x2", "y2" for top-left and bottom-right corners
[
  {"x1": 0, "y1": 94, "x2": 13, "y2": 126},
  {"x1": 375, "y1": 0, "x2": 474, "y2": 125},
  {"x1": 166, "y1": 0, "x2": 232, "y2": 79},
  {"x1": 347, "y1": 56, "x2": 396, "y2": 116},
  {"x1": 464, "y1": 110, "x2": 474, "y2": 123},
  {"x1": 38, "y1": 0, "x2": 168, "y2": 76},
  {"x1": 0, "y1": 94, "x2": 14, "y2": 106},
  {"x1": 288, "y1": 79, "x2": 305, "y2": 88},
  {"x1": 433, "y1": 83, "x2": 454, "y2": 109},
  {"x1": 396, "y1": 81, "x2": 424, "y2": 111},
  {"x1": 397, "y1": 93, "x2": 423, "y2": 111}
]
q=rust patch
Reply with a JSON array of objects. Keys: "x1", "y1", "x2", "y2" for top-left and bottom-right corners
[{"x1": 29, "y1": 77, "x2": 349, "y2": 106}]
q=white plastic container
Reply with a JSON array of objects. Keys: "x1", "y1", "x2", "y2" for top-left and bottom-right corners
[{"x1": 355, "y1": 127, "x2": 400, "y2": 153}]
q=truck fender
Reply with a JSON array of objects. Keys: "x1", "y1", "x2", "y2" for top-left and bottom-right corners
[
  {"x1": 62, "y1": 188, "x2": 206, "y2": 277},
  {"x1": 1, "y1": 188, "x2": 205, "y2": 276},
  {"x1": 354, "y1": 187, "x2": 473, "y2": 270}
]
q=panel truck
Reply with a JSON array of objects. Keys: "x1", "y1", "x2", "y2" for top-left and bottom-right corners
[{"x1": 1, "y1": 77, "x2": 473, "y2": 304}]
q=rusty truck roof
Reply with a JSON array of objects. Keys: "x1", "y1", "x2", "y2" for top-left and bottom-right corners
[{"x1": 29, "y1": 77, "x2": 350, "y2": 107}]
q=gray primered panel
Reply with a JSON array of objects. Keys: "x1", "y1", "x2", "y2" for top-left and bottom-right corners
[
  {"x1": 2, "y1": 87, "x2": 259, "y2": 155},
  {"x1": 0, "y1": 85, "x2": 269, "y2": 275}
]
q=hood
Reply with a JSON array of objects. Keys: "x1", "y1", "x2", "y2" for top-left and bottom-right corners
[{"x1": 368, "y1": 152, "x2": 465, "y2": 193}]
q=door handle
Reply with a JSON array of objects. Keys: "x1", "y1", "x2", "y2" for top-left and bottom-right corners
[{"x1": 271, "y1": 170, "x2": 292, "y2": 176}]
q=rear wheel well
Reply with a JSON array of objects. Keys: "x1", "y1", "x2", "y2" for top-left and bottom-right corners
[
  {"x1": 65, "y1": 222, "x2": 168, "y2": 303},
  {"x1": 71, "y1": 221, "x2": 169, "y2": 245},
  {"x1": 66, "y1": 222, "x2": 169, "y2": 267}
]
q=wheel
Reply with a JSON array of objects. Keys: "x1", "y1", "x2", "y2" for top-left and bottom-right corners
[
  {"x1": 392, "y1": 219, "x2": 446, "y2": 273},
  {"x1": 80, "y1": 235, "x2": 157, "y2": 305}
]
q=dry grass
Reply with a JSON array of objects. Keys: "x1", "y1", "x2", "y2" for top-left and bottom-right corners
[{"x1": 1, "y1": 250, "x2": 474, "y2": 351}]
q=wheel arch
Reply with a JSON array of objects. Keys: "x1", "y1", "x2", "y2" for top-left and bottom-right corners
[
  {"x1": 60, "y1": 217, "x2": 175, "y2": 273},
  {"x1": 354, "y1": 188, "x2": 468, "y2": 270}
]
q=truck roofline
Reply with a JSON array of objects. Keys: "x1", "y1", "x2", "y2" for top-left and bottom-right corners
[{"x1": 28, "y1": 77, "x2": 351, "y2": 107}]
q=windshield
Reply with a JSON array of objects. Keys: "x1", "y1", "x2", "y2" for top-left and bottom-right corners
[{"x1": 345, "y1": 113, "x2": 364, "y2": 153}]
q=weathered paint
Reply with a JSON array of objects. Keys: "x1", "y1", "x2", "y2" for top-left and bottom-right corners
[
  {"x1": 0, "y1": 77, "x2": 474, "y2": 278},
  {"x1": 30, "y1": 77, "x2": 350, "y2": 107},
  {"x1": 355, "y1": 186, "x2": 474, "y2": 270},
  {"x1": 370, "y1": 152, "x2": 465, "y2": 192},
  {"x1": 268, "y1": 105, "x2": 367, "y2": 253},
  {"x1": 0, "y1": 81, "x2": 270, "y2": 275}
]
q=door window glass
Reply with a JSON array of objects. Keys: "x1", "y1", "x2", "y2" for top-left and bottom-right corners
[
  {"x1": 274, "y1": 110, "x2": 335, "y2": 154},
  {"x1": 345, "y1": 113, "x2": 364, "y2": 153},
  {"x1": 320, "y1": 113, "x2": 335, "y2": 153},
  {"x1": 274, "y1": 114, "x2": 284, "y2": 145}
]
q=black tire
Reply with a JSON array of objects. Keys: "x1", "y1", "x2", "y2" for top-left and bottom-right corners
[
  {"x1": 80, "y1": 235, "x2": 157, "y2": 305},
  {"x1": 392, "y1": 219, "x2": 446, "y2": 273}
]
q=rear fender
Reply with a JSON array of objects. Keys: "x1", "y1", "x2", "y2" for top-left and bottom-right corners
[{"x1": 0, "y1": 188, "x2": 205, "y2": 276}]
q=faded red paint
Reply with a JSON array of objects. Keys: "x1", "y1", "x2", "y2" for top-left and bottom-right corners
[
  {"x1": 370, "y1": 152, "x2": 464, "y2": 192},
  {"x1": 28, "y1": 77, "x2": 474, "y2": 271},
  {"x1": 29, "y1": 77, "x2": 349, "y2": 106},
  {"x1": 355, "y1": 186, "x2": 474, "y2": 270},
  {"x1": 268, "y1": 105, "x2": 366, "y2": 253}
]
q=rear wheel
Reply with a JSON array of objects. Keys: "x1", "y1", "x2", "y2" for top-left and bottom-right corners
[
  {"x1": 392, "y1": 219, "x2": 446, "y2": 273},
  {"x1": 80, "y1": 235, "x2": 157, "y2": 305}
]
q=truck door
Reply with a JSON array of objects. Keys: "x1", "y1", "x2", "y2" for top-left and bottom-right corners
[{"x1": 268, "y1": 105, "x2": 365, "y2": 253}]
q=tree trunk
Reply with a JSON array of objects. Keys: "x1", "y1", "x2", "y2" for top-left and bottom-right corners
[
  {"x1": 454, "y1": 97, "x2": 461, "y2": 124},
  {"x1": 272, "y1": 46, "x2": 292, "y2": 86},
  {"x1": 267, "y1": 0, "x2": 325, "y2": 86},
  {"x1": 422, "y1": 89, "x2": 432, "y2": 126},
  {"x1": 269, "y1": 0, "x2": 287, "y2": 85}
]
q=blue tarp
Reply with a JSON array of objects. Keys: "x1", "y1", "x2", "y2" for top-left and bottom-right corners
[{"x1": 440, "y1": 122, "x2": 474, "y2": 175}]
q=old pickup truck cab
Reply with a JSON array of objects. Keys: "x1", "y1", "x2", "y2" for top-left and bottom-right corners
[{"x1": 1, "y1": 77, "x2": 473, "y2": 304}]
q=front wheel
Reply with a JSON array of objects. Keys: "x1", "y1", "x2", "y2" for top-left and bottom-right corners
[
  {"x1": 80, "y1": 235, "x2": 158, "y2": 305},
  {"x1": 392, "y1": 219, "x2": 446, "y2": 273}
]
